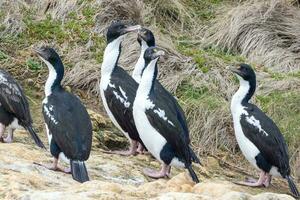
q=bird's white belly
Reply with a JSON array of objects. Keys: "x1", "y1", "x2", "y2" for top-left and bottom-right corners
[
  {"x1": 269, "y1": 166, "x2": 281, "y2": 177},
  {"x1": 8, "y1": 118, "x2": 22, "y2": 130},
  {"x1": 233, "y1": 115, "x2": 260, "y2": 169},
  {"x1": 99, "y1": 83, "x2": 130, "y2": 140},
  {"x1": 133, "y1": 102, "x2": 166, "y2": 163}
]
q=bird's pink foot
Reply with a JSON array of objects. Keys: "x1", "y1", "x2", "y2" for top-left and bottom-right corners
[
  {"x1": 263, "y1": 174, "x2": 272, "y2": 187},
  {"x1": 245, "y1": 177, "x2": 258, "y2": 183},
  {"x1": 143, "y1": 164, "x2": 171, "y2": 179},
  {"x1": 34, "y1": 159, "x2": 71, "y2": 174},
  {"x1": 3, "y1": 135, "x2": 13, "y2": 143},
  {"x1": 57, "y1": 166, "x2": 71, "y2": 174},
  {"x1": 143, "y1": 168, "x2": 169, "y2": 179},
  {"x1": 234, "y1": 180, "x2": 264, "y2": 187},
  {"x1": 234, "y1": 172, "x2": 267, "y2": 187}
]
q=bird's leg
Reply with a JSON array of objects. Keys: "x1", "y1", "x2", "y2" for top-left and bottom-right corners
[
  {"x1": 136, "y1": 143, "x2": 144, "y2": 154},
  {"x1": 0, "y1": 123, "x2": 6, "y2": 142},
  {"x1": 34, "y1": 158, "x2": 71, "y2": 174},
  {"x1": 234, "y1": 171, "x2": 266, "y2": 187},
  {"x1": 56, "y1": 165, "x2": 71, "y2": 174},
  {"x1": 102, "y1": 140, "x2": 138, "y2": 156},
  {"x1": 263, "y1": 174, "x2": 272, "y2": 187},
  {"x1": 143, "y1": 163, "x2": 171, "y2": 179},
  {"x1": 3, "y1": 128, "x2": 14, "y2": 143},
  {"x1": 137, "y1": 143, "x2": 150, "y2": 155}
]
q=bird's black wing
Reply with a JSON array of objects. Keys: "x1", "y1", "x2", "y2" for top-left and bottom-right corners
[
  {"x1": 145, "y1": 91, "x2": 191, "y2": 165},
  {"x1": 240, "y1": 103, "x2": 290, "y2": 175},
  {"x1": 43, "y1": 90, "x2": 92, "y2": 160},
  {"x1": 104, "y1": 66, "x2": 141, "y2": 141},
  {"x1": 0, "y1": 70, "x2": 32, "y2": 125},
  {"x1": 154, "y1": 80, "x2": 189, "y2": 143}
]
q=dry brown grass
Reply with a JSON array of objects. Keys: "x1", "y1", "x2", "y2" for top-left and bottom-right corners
[
  {"x1": 205, "y1": 0, "x2": 300, "y2": 72},
  {"x1": 186, "y1": 102, "x2": 236, "y2": 155},
  {"x1": 65, "y1": 0, "x2": 199, "y2": 94},
  {"x1": 0, "y1": 0, "x2": 78, "y2": 37}
]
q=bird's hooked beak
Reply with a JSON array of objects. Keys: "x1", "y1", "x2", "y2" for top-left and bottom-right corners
[
  {"x1": 122, "y1": 25, "x2": 141, "y2": 34},
  {"x1": 33, "y1": 47, "x2": 46, "y2": 60},
  {"x1": 230, "y1": 66, "x2": 243, "y2": 77},
  {"x1": 137, "y1": 28, "x2": 146, "y2": 41},
  {"x1": 153, "y1": 49, "x2": 165, "y2": 58}
]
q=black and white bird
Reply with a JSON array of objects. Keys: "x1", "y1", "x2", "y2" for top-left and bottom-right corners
[
  {"x1": 132, "y1": 28, "x2": 189, "y2": 153},
  {"x1": 132, "y1": 28, "x2": 155, "y2": 83},
  {"x1": 230, "y1": 64, "x2": 299, "y2": 197},
  {"x1": 35, "y1": 47, "x2": 92, "y2": 183},
  {"x1": 100, "y1": 22, "x2": 144, "y2": 156},
  {"x1": 133, "y1": 47, "x2": 200, "y2": 182},
  {"x1": 0, "y1": 69, "x2": 45, "y2": 148}
]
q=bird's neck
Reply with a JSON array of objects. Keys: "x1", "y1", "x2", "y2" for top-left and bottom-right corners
[
  {"x1": 137, "y1": 59, "x2": 158, "y2": 97},
  {"x1": 101, "y1": 37, "x2": 123, "y2": 76},
  {"x1": 42, "y1": 58, "x2": 64, "y2": 96},
  {"x1": 132, "y1": 41, "x2": 148, "y2": 83},
  {"x1": 231, "y1": 77, "x2": 256, "y2": 111}
]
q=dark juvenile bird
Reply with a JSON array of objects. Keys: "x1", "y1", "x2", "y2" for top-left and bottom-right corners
[
  {"x1": 132, "y1": 28, "x2": 188, "y2": 154},
  {"x1": 99, "y1": 21, "x2": 144, "y2": 156},
  {"x1": 133, "y1": 47, "x2": 200, "y2": 183},
  {"x1": 35, "y1": 47, "x2": 92, "y2": 183},
  {"x1": 230, "y1": 64, "x2": 299, "y2": 198},
  {"x1": 0, "y1": 69, "x2": 45, "y2": 148}
]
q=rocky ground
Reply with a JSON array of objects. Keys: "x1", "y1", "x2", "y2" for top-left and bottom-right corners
[{"x1": 0, "y1": 112, "x2": 296, "y2": 200}]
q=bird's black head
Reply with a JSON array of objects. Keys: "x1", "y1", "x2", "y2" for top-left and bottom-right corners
[
  {"x1": 34, "y1": 46, "x2": 64, "y2": 91},
  {"x1": 34, "y1": 46, "x2": 61, "y2": 67},
  {"x1": 230, "y1": 63, "x2": 256, "y2": 82},
  {"x1": 144, "y1": 47, "x2": 165, "y2": 63},
  {"x1": 137, "y1": 28, "x2": 155, "y2": 47},
  {"x1": 106, "y1": 21, "x2": 141, "y2": 43}
]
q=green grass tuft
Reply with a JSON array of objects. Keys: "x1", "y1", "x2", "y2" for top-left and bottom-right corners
[
  {"x1": 183, "y1": 0, "x2": 224, "y2": 21},
  {"x1": 177, "y1": 40, "x2": 245, "y2": 73},
  {"x1": 23, "y1": 14, "x2": 66, "y2": 43},
  {"x1": 177, "y1": 83, "x2": 224, "y2": 110},
  {"x1": 26, "y1": 58, "x2": 42, "y2": 71},
  {"x1": 0, "y1": 50, "x2": 8, "y2": 60}
]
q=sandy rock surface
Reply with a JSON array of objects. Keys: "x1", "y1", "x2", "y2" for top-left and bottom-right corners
[{"x1": 0, "y1": 130, "x2": 296, "y2": 200}]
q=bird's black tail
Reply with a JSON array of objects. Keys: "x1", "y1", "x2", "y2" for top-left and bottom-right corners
[
  {"x1": 286, "y1": 176, "x2": 300, "y2": 198},
  {"x1": 189, "y1": 147, "x2": 201, "y2": 165},
  {"x1": 26, "y1": 125, "x2": 46, "y2": 149},
  {"x1": 70, "y1": 160, "x2": 89, "y2": 183},
  {"x1": 187, "y1": 165, "x2": 200, "y2": 183}
]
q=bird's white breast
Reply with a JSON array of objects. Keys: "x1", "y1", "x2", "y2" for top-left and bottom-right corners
[
  {"x1": 232, "y1": 105, "x2": 260, "y2": 169},
  {"x1": 133, "y1": 96, "x2": 166, "y2": 162},
  {"x1": 133, "y1": 96, "x2": 184, "y2": 168}
]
